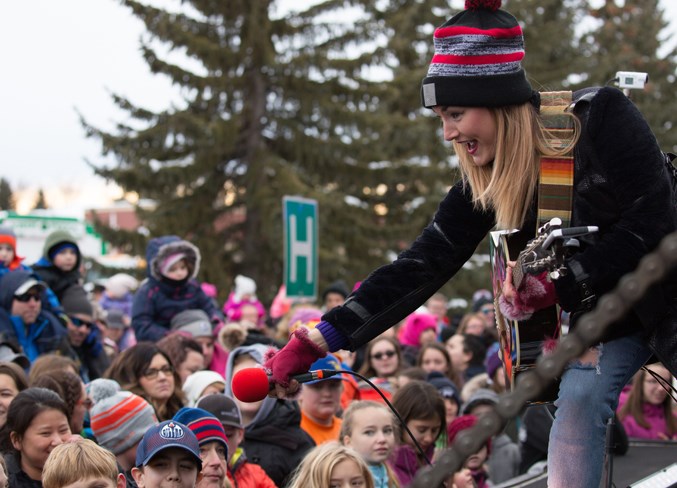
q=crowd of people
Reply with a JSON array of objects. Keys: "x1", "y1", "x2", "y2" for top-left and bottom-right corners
[{"x1": 0, "y1": 223, "x2": 673, "y2": 488}]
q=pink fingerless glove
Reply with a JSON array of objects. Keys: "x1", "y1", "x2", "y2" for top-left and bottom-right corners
[
  {"x1": 264, "y1": 327, "x2": 326, "y2": 387},
  {"x1": 499, "y1": 271, "x2": 557, "y2": 321}
]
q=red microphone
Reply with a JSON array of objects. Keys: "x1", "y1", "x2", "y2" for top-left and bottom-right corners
[{"x1": 231, "y1": 367, "x2": 343, "y2": 402}]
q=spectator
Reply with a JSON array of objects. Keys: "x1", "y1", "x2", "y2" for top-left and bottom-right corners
[
  {"x1": 27, "y1": 354, "x2": 79, "y2": 384},
  {"x1": 182, "y1": 371, "x2": 226, "y2": 408},
  {"x1": 357, "y1": 337, "x2": 402, "y2": 402},
  {"x1": 287, "y1": 442, "x2": 374, "y2": 488},
  {"x1": 444, "y1": 333, "x2": 487, "y2": 387},
  {"x1": 446, "y1": 415, "x2": 491, "y2": 488},
  {"x1": 0, "y1": 362, "x2": 28, "y2": 429},
  {"x1": 60, "y1": 284, "x2": 110, "y2": 381},
  {"x1": 390, "y1": 381, "x2": 445, "y2": 486},
  {"x1": 157, "y1": 334, "x2": 205, "y2": 384},
  {"x1": 416, "y1": 343, "x2": 455, "y2": 382},
  {"x1": 31, "y1": 370, "x2": 88, "y2": 437},
  {"x1": 618, "y1": 363, "x2": 676, "y2": 440},
  {"x1": 100, "y1": 273, "x2": 138, "y2": 318},
  {"x1": 32, "y1": 230, "x2": 82, "y2": 302},
  {"x1": 321, "y1": 280, "x2": 350, "y2": 312},
  {"x1": 131, "y1": 236, "x2": 219, "y2": 342},
  {"x1": 425, "y1": 292, "x2": 450, "y2": 330},
  {"x1": 105, "y1": 342, "x2": 185, "y2": 421},
  {"x1": 173, "y1": 407, "x2": 229, "y2": 488},
  {"x1": 461, "y1": 388, "x2": 520, "y2": 484},
  {"x1": 42, "y1": 439, "x2": 126, "y2": 488},
  {"x1": 224, "y1": 344, "x2": 314, "y2": 486},
  {"x1": 0, "y1": 271, "x2": 75, "y2": 363},
  {"x1": 222, "y1": 275, "x2": 266, "y2": 326},
  {"x1": 339, "y1": 400, "x2": 398, "y2": 487},
  {"x1": 0, "y1": 227, "x2": 24, "y2": 274},
  {"x1": 196, "y1": 394, "x2": 276, "y2": 488},
  {"x1": 395, "y1": 367, "x2": 427, "y2": 390},
  {"x1": 427, "y1": 372, "x2": 461, "y2": 428},
  {"x1": 0, "y1": 388, "x2": 72, "y2": 486},
  {"x1": 131, "y1": 420, "x2": 203, "y2": 488},
  {"x1": 298, "y1": 354, "x2": 344, "y2": 446},
  {"x1": 0, "y1": 340, "x2": 30, "y2": 370},
  {"x1": 89, "y1": 378, "x2": 158, "y2": 485},
  {"x1": 170, "y1": 310, "x2": 226, "y2": 373},
  {"x1": 398, "y1": 312, "x2": 438, "y2": 367}
]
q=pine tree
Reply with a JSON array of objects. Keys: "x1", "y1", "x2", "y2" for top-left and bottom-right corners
[
  {"x1": 33, "y1": 189, "x2": 48, "y2": 210},
  {"x1": 82, "y1": 0, "x2": 456, "y2": 302},
  {"x1": 581, "y1": 0, "x2": 677, "y2": 152},
  {"x1": 0, "y1": 179, "x2": 14, "y2": 211}
]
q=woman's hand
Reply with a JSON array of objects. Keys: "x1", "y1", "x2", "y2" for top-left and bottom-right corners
[{"x1": 264, "y1": 327, "x2": 327, "y2": 399}]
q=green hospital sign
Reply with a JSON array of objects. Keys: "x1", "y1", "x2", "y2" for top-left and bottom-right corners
[{"x1": 283, "y1": 196, "x2": 318, "y2": 300}]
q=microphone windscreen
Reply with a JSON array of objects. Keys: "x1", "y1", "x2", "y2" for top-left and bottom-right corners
[{"x1": 232, "y1": 367, "x2": 270, "y2": 402}]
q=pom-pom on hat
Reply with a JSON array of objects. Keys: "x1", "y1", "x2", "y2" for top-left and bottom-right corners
[
  {"x1": 447, "y1": 414, "x2": 492, "y2": 455},
  {"x1": 421, "y1": 0, "x2": 534, "y2": 108}
]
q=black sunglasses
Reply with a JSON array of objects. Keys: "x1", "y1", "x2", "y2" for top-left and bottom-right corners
[
  {"x1": 15, "y1": 293, "x2": 41, "y2": 303},
  {"x1": 371, "y1": 350, "x2": 397, "y2": 360},
  {"x1": 70, "y1": 317, "x2": 94, "y2": 329}
]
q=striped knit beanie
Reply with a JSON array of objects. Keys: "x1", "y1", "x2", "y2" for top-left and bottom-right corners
[
  {"x1": 90, "y1": 385, "x2": 158, "y2": 455},
  {"x1": 421, "y1": 0, "x2": 534, "y2": 108},
  {"x1": 173, "y1": 407, "x2": 229, "y2": 457}
]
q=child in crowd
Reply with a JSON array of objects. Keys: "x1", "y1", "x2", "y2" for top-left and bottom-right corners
[
  {"x1": 617, "y1": 363, "x2": 676, "y2": 440},
  {"x1": 42, "y1": 439, "x2": 126, "y2": 488},
  {"x1": 222, "y1": 275, "x2": 266, "y2": 325},
  {"x1": 173, "y1": 407, "x2": 230, "y2": 488},
  {"x1": 287, "y1": 442, "x2": 375, "y2": 488},
  {"x1": 389, "y1": 381, "x2": 445, "y2": 486},
  {"x1": 340, "y1": 400, "x2": 399, "y2": 488},
  {"x1": 89, "y1": 378, "x2": 159, "y2": 484},
  {"x1": 100, "y1": 273, "x2": 138, "y2": 318},
  {"x1": 183, "y1": 370, "x2": 226, "y2": 407},
  {"x1": 224, "y1": 344, "x2": 315, "y2": 487},
  {"x1": 32, "y1": 229, "x2": 82, "y2": 301},
  {"x1": 132, "y1": 235, "x2": 220, "y2": 342},
  {"x1": 446, "y1": 415, "x2": 491, "y2": 488},
  {"x1": 171, "y1": 309, "x2": 227, "y2": 373},
  {"x1": 298, "y1": 354, "x2": 345, "y2": 445},
  {"x1": 196, "y1": 393, "x2": 277, "y2": 488},
  {"x1": 131, "y1": 420, "x2": 204, "y2": 488},
  {"x1": 0, "y1": 227, "x2": 24, "y2": 274},
  {"x1": 397, "y1": 312, "x2": 438, "y2": 367}
]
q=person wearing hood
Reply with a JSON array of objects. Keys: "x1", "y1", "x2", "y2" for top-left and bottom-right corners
[
  {"x1": 224, "y1": 344, "x2": 315, "y2": 487},
  {"x1": 131, "y1": 236, "x2": 220, "y2": 342},
  {"x1": 0, "y1": 270, "x2": 75, "y2": 363},
  {"x1": 32, "y1": 230, "x2": 82, "y2": 302}
]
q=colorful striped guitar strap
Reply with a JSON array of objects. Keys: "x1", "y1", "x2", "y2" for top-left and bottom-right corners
[{"x1": 537, "y1": 91, "x2": 575, "y2": 229}]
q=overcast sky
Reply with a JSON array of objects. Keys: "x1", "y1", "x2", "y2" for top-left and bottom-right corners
[{"x1": 1, "y1": 0, "x2": 675, "y2": 214}]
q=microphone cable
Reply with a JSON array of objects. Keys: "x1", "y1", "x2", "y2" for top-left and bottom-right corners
[{"x1": 336, "y1": 369, "x2": 433, "y2": 466}]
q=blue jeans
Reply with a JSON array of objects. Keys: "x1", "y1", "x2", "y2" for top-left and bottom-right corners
[{"x1": 547, "y1": 332, "x2": 652, "y2": 487}]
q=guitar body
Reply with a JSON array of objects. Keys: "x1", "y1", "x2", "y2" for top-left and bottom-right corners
[{"x1": 490, "y1": 229, "x2": 561, "y2": 405}]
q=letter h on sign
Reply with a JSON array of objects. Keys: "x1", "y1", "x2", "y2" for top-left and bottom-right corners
[{"x1": 283, "y1": 196, "x2": 318, "y2": 300}]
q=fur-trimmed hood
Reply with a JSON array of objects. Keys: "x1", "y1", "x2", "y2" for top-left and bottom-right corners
[{"x1": 145, "y1": 235, "x2": 201, "y2": 281}]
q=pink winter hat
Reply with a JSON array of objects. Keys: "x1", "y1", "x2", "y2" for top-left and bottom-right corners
[{"x1": 399, "y1": 312, "x2": 438, "y2": 347}]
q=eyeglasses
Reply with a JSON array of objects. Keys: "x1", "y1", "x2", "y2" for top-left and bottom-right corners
[
  {"x1": 371, "y1": 350, "x2": 396, "y2": 361},
  {"x1": 70, "y1": 317, "x2": 94, "y2": 329},
  {"x1": 143, "y1": 364, "x2": 174, "y2": 379},
  {"x1": 15, "y1": 293, "x2": 41, "y2": 303}
]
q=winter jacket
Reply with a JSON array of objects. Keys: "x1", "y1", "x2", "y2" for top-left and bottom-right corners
[
  {"x1": 0, "y1": 270, "x2": 75, "y2": 363},
  {"x1": 487, "y1": 433, "x2": 520, "y2": 484},
  {"x1": 323, "y1": 87, "x2": 676, "y2": 348},
  {"x1": 32, "y1": 230, "x2": 82, "y2": 301},
  {"x1": 617, "y1": 390, "x2": 677, "y2": 440},
  {"x1": 389, "y1": 443, "x2": 434, "y2": 487},
  {"x1": 132, "y1": 236, "x2": 218, "y2": 341},
  {"x1": 227, "y1": 448, "x2": 278, "y2": 488},
  {"x1": 224, "y1": 345, "x2": 315, "y2": 487}
]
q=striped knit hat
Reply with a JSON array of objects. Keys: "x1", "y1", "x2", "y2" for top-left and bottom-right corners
[
  {"x1": 173, "y1": 407, "x2": 229, "y2": 457},
  {"x1": 421, "y1": 0, "x2": 534, "y2": 108},
  {"x1": 90, "y1": 383, "x2": 159, "y2": 455}
]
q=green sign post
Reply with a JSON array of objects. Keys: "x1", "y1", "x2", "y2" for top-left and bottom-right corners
[{"x1": 283, "y1": 196, "x2": 318, "y2": 300}]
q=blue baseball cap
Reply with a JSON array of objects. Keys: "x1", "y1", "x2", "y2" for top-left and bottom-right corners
[
  {"x1": 306, "y1": 353, "x2": 344, "y2": 385},
  {"x1": 135, "y1": 420, "x2": 202, "y2": 469}
]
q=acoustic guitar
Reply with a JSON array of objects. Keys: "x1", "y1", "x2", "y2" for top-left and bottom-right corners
[{"x1": 490, "y1": 218, "x2": 598, "y2": 404}]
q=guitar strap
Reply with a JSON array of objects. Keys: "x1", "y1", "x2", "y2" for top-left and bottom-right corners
[{"x1": 536, "y1": 91, "x2": 575, "y2": 229}]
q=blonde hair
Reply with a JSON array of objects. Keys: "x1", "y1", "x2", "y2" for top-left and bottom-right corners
[
  {"x1": 42, "y1": 439, "x2": 118, "y2": 488},
  {"x1": 287, "y1": 442, "x2": 375, "y2": 488},
  {"x1": 457, "y1": 100, "x2": 579, "y2": 229}
]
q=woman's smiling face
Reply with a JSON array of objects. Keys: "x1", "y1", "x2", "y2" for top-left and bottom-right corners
[{"x1": 433, "y1": 106, "x2": 497, "y2": 167}]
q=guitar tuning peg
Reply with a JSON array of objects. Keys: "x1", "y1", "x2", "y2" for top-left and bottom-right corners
[{"x1": 549, "y1": 270, "x2": 561, "y2": 281}]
